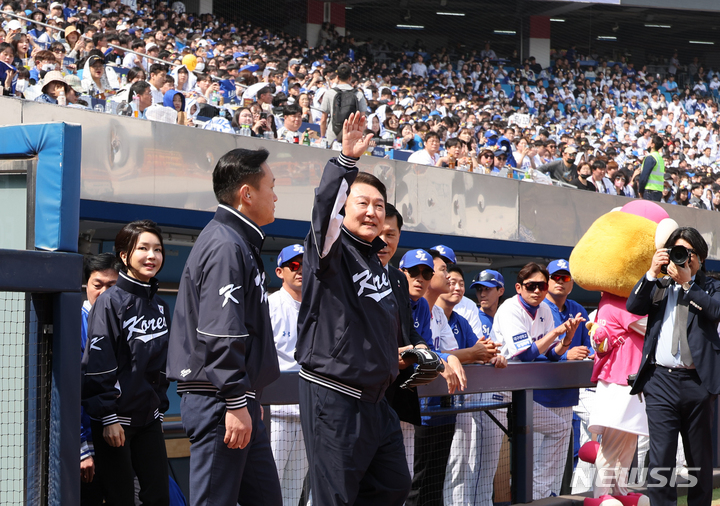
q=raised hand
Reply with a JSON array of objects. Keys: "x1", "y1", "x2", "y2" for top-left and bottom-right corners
[{"x1": 341, "y1": 111, "x2": 373, "y2": 158}]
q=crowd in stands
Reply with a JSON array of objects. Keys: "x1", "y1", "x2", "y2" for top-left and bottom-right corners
[{"x1": 2, "y1": 0, "x2": 720, "y2": 208}]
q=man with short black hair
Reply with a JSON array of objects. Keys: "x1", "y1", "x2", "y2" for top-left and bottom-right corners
[
  {"x1": 168, "y1": 148, "x2": 282, "y2": 506},
  {"x1": 276, "y1": 103, "x2": 303, "y2": 142},
  {"x1": 80, "y1": 253, "x2": 121, "y2": 504},
  {"x1": 297, "y1": 113, "x2": 411, "y2": 505},
  {"x1": 319, "y1": 63, "x2": 367, "y2": 148},
  {"x1": 638, "y1": 135, "x2": 665, "y2": 201},
  {"x1": 407, "y1": 131, "x2": 441, "y2": 166},
  {"x1": 628, "y1": 227, "x2": 720, "y2": 506},
  {"x1": 147, "y1": 63, "x2": 166, "y2": 104}
]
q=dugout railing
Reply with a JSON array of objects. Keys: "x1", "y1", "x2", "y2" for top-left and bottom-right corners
[{"x1": 164, "y1": 360, "x2": 598, "y2": 503}]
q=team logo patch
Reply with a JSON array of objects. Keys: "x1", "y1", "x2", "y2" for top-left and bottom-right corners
[
  {"x1": 180, "y1": 369, "x2": 191, "y2": 378},
  {"x1": 512, "y1": 332, "x2": 529, "y2": 343},
  {"x1": 219, "y1": 284, "x2": 241, "y2": 307},
  {"x1": 557, "y1": 259, "x2": 569, "y2": 270},
  {"x1": 352, "y1": 269, "x2": 392, "y2": 302}
]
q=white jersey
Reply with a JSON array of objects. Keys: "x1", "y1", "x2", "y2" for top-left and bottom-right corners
[
  {"x1": 453, "y1": 296, "x2": 483, "y2": 339},
  {"x1": 490, "y1": 295, "x2": 555, "y2": 360},
  {"x1": 268, "y1": 287, "x2": 301, "y2": 372},
  {"x1": 430, "y1": 304, "x2": 458, "y2": 351}
]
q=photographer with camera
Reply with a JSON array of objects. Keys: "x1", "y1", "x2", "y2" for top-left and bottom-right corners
[{"x1": 627, "y1": 227, "x2": 720, "y2": 506}]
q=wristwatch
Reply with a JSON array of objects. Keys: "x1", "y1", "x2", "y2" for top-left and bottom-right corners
[{"x1": 682, "y1": 281, "x2": 693, "y2": 291}]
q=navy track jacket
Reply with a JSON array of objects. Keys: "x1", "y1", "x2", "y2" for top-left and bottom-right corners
[
  {"x1": 296, "y1": 154, "x2": 401, "y2": 403},
  {"x1": 82, "y1": 271, "x2": 170, "y2": 427},
  {"x1": 167, "y1": 205, "x2": 280, "y2": 409}
]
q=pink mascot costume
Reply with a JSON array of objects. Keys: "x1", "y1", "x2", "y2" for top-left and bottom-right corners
[{"x1": 569, "y1": 200, "x2": 678, "y2": 506}]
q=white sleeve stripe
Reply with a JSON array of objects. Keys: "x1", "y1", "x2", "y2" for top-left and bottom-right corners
[
  {"x1": 196, "y1": 329, "x2": 249, "y2": 338},
  {"x1": 85, "y1": 367, "x2": 118, "y2": 376},
  {"x1": 321, "y1": 178, "x2": 349, "y2": 258}
]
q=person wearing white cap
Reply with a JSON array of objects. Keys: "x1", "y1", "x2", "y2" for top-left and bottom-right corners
[
  {"x1": 34, "y1": 70, "x2": 68, "y2": 104},
  {"x1": 4, "y1": 19, "x2": 22, "y2": 38},
  {"x1": 268, "y1": 244, "x2": 309, "y2": 506}
]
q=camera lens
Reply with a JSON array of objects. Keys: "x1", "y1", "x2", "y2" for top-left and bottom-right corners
[{"x1": 669, "y1": 245, "x2": 689, "y2": 267}]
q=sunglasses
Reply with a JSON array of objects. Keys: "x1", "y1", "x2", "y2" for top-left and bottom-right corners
[
  {"x1": 480, "y1": 153, "x2": 494, "y2": 158},
  {"x1": 282, "y1": 260, "x2": 302, "y2": 272},
  {"x1": 404, "y1": 266, "x2": 434, "y2": 281},
  {"x1": 551, "y1": 274, "x2": 571, "y2": 283},
  {"x1": 522, "y1": 281, "x2": 548, "y2": 292}
]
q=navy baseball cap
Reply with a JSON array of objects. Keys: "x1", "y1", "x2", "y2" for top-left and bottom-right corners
[
  {"x1": 548, "y1": 259, "x2": 571, "y2": 275},
  {"x1": 399, "y1": 249, "x2": 434, "y2": 271},
  {"x1": 430, "y1": 245, "x2": 456, "y2": 264},
  {"x1": 470, "y1": 269, "x2": 504, "y2": 289},
  {"x1": 277, "y1": 244, "x2": 304, "y2": 267}
]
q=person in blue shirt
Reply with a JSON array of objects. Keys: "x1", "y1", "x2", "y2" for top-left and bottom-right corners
[
  {"x1": 401, "y1": 250, "x2": 464, "y2": 506},
  {"x1": 443, "y1": 267, "x2": 507, "y2": 506},
  {"x1": 81, "y1": 253, "x2": 121, "y2": 505},
  {"x1": 538, "y1": 259, "x2": 594, "y2": 494}
]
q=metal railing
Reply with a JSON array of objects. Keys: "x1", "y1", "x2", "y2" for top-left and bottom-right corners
[{"x1": 165, "y1": 360, "x2": 595, "y2": 503}]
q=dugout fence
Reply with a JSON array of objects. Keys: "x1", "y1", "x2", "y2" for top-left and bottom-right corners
[{"x1": 0, "y1": 123, "x2": 83, "y2": 506}]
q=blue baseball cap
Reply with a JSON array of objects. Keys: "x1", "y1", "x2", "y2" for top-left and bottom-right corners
[
  {"x1": 485, "y1": 129, "x2": 498, "y2": 138},
  {"x1": 548, "y1": 259, "x2": 571, "y2": 276},
  {"x1": 277, "y1": 244, "x2": 304, "y2": 267},
  {"x1": 430, "y1": 245, "x2": 456, "y2": 264},
  {"x1": 399, "y1": 249, "x2": 434, "y2": 271},
  {"x1": 470, "y1": 269, "x2": 504, "y2": 289}
]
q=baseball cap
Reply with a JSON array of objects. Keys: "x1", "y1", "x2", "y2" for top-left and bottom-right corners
[
  {"x1": 277, "y1": 244, "x2": 304, "y2": 267},
  {"x1": 6, "y1": 20, "x2": 22, "y2": 32},
  {"x1": 87, "y1": 55, "x2": 104, "y2": 67},
  {"x1": 430, "y1": 245, "x2": 456, "y2": 264},
  {"x1": 50, "y1": 2, "x2": 63, "y2": 9},
  {"x1": 470, "y1": 269, "x2": 504, "y2": 289},
  {"x1": 399, "y1": 249, "x2": 434, "y2": 271},
  {"x1": 485, "y1": 129, "x2": 498, "y2": 138},
  {"x1": 548, "y1": 259, "x2": 571, "y2": 276}
]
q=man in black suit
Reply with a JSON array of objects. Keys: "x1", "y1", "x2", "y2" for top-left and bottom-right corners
[
  {"x1": 377, "y1": 204, "x2": 463, "y2": 477},
  {"x1": 377, "y1": 203, "x2": 429, "y2": 426},
  {"x1": 627, "y1": 227, "x2": 720, "y2": 506}
]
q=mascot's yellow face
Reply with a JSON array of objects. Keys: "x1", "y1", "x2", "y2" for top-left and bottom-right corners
[{"x1": 569, "y1": 200, "x2": 676, "y2": 299}]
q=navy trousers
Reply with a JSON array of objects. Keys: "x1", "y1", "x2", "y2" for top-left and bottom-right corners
[
  {"x1": 299, "y1": 379, "x2": 412, "y2": 506},
  {"x1": 181, "y1": 393, "x2": 282, "y2": 506},
  {"x1": 644, "y1": 366, "x2": 716, "y2": 506},
  {"x1": 91, "y1": 418, "x2": 169, "y2": 506}
]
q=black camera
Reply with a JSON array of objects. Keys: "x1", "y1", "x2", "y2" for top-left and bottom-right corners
[{"x1": 660, "y1": 245, "x2": 690, "y2": 274}]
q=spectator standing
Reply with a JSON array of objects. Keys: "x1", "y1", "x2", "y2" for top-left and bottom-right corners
[
  {"x1": 147, "y1": 63, "x2": 167, "y2": 105},
  {"x1": 538, "y1": 145, "x2": 578, "y2": 183},
  {"x1": 319, "y1": 63, "x2": 367, "y2": 148},
  {"x1": 638, "y1": 135, "x2": 665, "y2": 201},
  {"x1": 411, "y1": 54, "x2": 428, "y2": 78}
]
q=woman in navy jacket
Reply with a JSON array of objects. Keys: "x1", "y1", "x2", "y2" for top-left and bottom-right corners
[{"x1": 82, "y1": 220, "x2": 171, "y2": 506}]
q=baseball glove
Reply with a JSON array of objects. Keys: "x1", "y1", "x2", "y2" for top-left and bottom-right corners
[{"x1": 399, "y1": 348, "x2": 445, "y2": 390}]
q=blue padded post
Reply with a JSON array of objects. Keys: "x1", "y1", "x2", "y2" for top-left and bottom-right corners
[{"x1": 0, "y1": 123, "x2": 81, "y2": 252}]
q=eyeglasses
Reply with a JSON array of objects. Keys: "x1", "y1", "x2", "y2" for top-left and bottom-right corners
[
  {"x1": 404, "y1": 266, "x2": 434, "y2": 281},
  {"x1": 522, "y1": 281, "x2": 548, "y2": 292},
  {"x1": 282, "y1": 260, "x2": 303, "y2": 272},
  {"x1": 551, "y1": 274, "x2": 572, "y2": 283}
]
